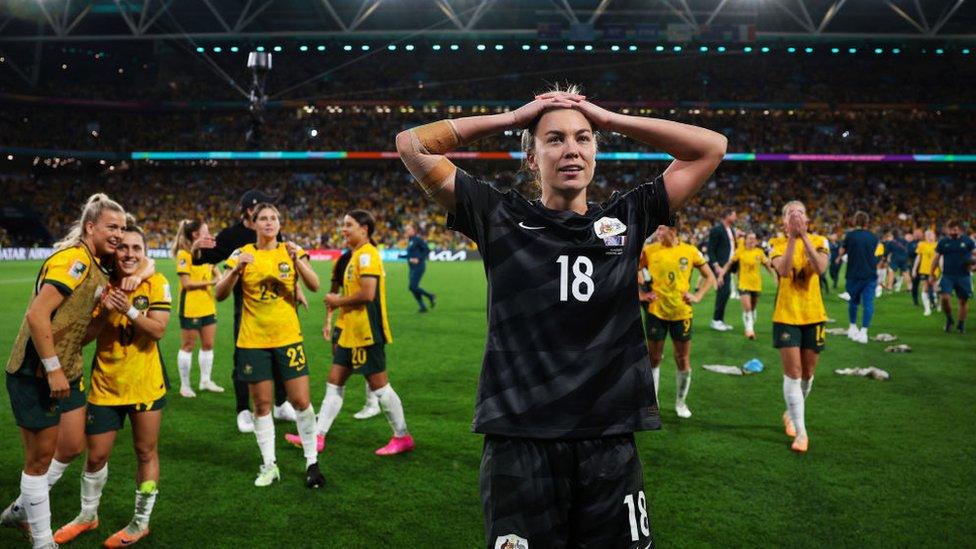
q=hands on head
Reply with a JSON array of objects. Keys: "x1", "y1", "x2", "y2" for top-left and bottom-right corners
[{"x1": 512, "y1": 92, "x2": 614, "y2": 130}]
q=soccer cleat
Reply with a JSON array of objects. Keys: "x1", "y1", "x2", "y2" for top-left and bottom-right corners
[
  {"x1": 284, "y1": 433, "x2": 325, "y2": 453},
  {"x1": 237, "y1": 410, "x2": 255, "y2": 433},
  {"x1": 790, "y1": 436, "x2": 809, "y2": 454},
  {"x1": 675, "y1": 403, "x2": 692, "y2": 419},
  {"x1": 782, "y1": 411, "x2": 796, "y2": 438},
  {"x1": 418, "y1": 307, "x2": 428, "y2": 313},
  {"x1": 375, "y1": 434, "x2": 415, "y2": 456},
  {"x1": 199, "y1": 381, "x2": 225, "y2": 393},
  {"x1": 305, "y1": 463, "x2": 325, "y2": 489},
  {"x1": 273, "y1": 402, "x2": 298, "y2": 422},
  {"x1": 0, "y1": 500, "x2": 29, "y2": 537},
  {"x1": 945, "y1": 319, "x2": 954, "y2": 333},
  {"x1": 102, "y1": 521, "x2": 149, "y2": 548},
  {"x1": 428, "y1": 294, "x2": 436, "y2": 309},
  {"x1": 353, "y1": 404, "x2": 381, "y2": 420},
  {"x1": 254, "y1": 464, "x2": 281, "y2": 487},
  {"x1": 54, "y1": 516, "x2": 99, "y2": 544},
  {"x1": 179, "y1": 387, "x2": 197, "y2": 398}
]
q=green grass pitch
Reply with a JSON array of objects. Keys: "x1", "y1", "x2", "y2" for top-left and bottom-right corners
[{"x1": 0, "y1": 259, "x2": 973, "y2": 547}]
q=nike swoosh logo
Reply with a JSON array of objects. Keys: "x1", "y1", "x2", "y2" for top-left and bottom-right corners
[
  {"x1": 29, "y1": 501, "x2": 42, "y2": 507},
  {"x1": 518, "y1": 222, "x2": 545, "y2": 230}
]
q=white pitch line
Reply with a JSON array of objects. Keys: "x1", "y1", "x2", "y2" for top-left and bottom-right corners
[{"x1": 0, "y1": 278, "x2": 35, "y2": 285}]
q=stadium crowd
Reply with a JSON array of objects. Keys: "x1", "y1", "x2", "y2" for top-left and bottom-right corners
[
  {"x1": 3, "y1": 106, "x2": 974, "y2": 154},
  {"x1": 2, "y1": 164, "x2": 973, "y2": 251}
]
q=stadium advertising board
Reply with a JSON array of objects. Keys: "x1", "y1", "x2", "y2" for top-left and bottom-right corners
[{"x1": 0, "y1": 247, "x2": 480, "y2": 262}]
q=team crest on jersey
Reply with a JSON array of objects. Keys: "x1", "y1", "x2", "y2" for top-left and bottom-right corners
[
  {"x1": 133, "y1": 295, "x2": 150, "y2": 311},
  {"x1": 594, "y1": 216, "x2": 626, "y2": 238},
  {"x1": 494, "y1": 534, "x2": 528, "y2": 549},
  {"x1": 178, "y1": 258, "x2": 187, "y2": 268},
  {"x1": 278, "y1": 262, "x2": 292, "y2": 279},
  {"x1": 69, "y1": 259, "x2": 87, "y2": 280},
  {"x1": 679, "y1": 257, "x2": 689, "y2": 270}
]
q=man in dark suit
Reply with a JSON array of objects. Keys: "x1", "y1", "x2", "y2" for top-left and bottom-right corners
[{"x1": 708, "y1": 209, "x2": 737, "y2": 331}]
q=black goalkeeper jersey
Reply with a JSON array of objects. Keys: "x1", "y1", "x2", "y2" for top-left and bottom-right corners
[{"x1": 448, "y1": 169, "x2": 670, "y2": 439}]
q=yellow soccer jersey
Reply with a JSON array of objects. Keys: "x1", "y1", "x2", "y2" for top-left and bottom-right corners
[
  {"x1": 338, "y1": 243, "x2": 393, "y2": 348},
  {"x1": 175, "y1": 249, "x2": 216, "y2": 319},
  {"x1": 917, "y1": 241, "x2": 937, "y2": 275},
  {"x1": 640, "y1": 242, "x2": 706, "y2": 321},
  {"x1": 89, "y1": 273, "x2": 172, "y2": 406},
  {"x1": 37, "y1": 245, "x2": 99, "y2": 296},
  {"x1": 770, "y1": 235, "x2": 828, "y2": 325},
  {"x1": 226, "y1": 243, "x2": 306, "y2": 349},
  {"x1": 734, "y1": 247, "x2": 768, "y2": 293}
]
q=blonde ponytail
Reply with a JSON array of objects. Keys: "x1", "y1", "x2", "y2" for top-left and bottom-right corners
[{"x1": 170, "y1": 218, "x2": 199, "y2": 258}]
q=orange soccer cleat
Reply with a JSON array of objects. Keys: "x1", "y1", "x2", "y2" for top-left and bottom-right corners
[
  {"x1": 103, "y1": 524, "x2": 150, "y2": 548},
  {"x1": 54, "y1": 517, "x2": 99, "y2": 544},
  {"x1": 790, "y1": 436, "x2": 809, "y2": 454}
]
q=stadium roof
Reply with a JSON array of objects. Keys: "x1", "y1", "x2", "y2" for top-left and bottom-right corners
[{"x1": 0, "y1": 0, "x2": 974, "y2": 43}]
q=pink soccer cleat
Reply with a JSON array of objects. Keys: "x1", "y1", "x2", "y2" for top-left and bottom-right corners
[
  {"x1": 284, "y1": 433, "x2": 325, "y2": 452},
  {"x1": 375, "y1": 434, "x2": 415, "y2": 456}
]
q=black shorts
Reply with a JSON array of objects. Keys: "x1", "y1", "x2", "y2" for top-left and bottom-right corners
[
  {"x1": 179, "y1": 314, "x2": 216, "y2": 330},
  {"x1": 644, "y1": 313, "x2": 691, "y2": 343},
  {"x1": 6, "y1": 374, "x2": 87, "y2": 431},
  {"x1": 333, "y1": 343, "x2": 386, "y2": 376},
  {"x1": 773, "y1": 322, "x2": 826, "y2": 352},
  {"x1": 480, "y1": 434, "x2": 652, "y2": 549},
  {"x1": 739, "y1": 290, "x2": 760, "y2": 300}
]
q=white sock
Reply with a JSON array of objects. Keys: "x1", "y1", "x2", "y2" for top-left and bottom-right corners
[
  {"x1": 650, "y1": 366, "x2": 660, "y2": 401},
  {"x1": 315, "y1": 383, "x2": 344, "y2": 436},
  {"x1": 922, "y1": 292, "x2": 931, "y2": 313},
  {"x1": 364, "y1": 384, "x2": 378, "y2": 408},
  {"x1": 783, "y1": 376, "x2": 806, "y2": 438},
  {"x1": 198, "y1": 349, "x2": 214, "y2": 385},
  {"x1": 295, "y1": 405, "x2": 319, "y2": 467},
  {"x1": 132, "y1": 485, "x2": 157, "y2": 531},
  {"x1": 895, "y1": 278, "x2": 904, "y2": 292},
  {"x1": 374, "y1": 384, "x2": 408, "y2": 437},
  {"x1": 742, "y1": 311, "x2": 750, "y2": 331},
  {"x1": 177, "y1": 350, "x2": 193, "y2": 388},
  {"x1": 21, "y1": 472, "x2": 53, "y2": 547},
  {"x1": 253, "y1": 413, "x2": 276, "y2": 467},
  {"x1": 675, "y1": 370, "x2": 691, "y2": 404},
  {"x1": 801, "y1": 376, "x2": 814, "y2": 400},
  {"x1": 46, "y1": 458, "x2": 69, "y2": 489},
  {"x1": 80, "y1": 464, "x2": 108, "y2": 520}
]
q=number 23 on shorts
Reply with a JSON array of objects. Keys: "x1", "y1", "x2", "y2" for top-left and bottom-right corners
[{"x1": 286, "y1": 344, "x2": 307, "y2": 369}]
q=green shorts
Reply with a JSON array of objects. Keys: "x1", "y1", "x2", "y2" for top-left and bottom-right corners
[
  {"x1": 180, "y1": 314, "x2": 216, "y2": 330},
  {"x1": 6, "y1": 374, "x2": 87, "y2": 431},
  {"x1": 773, "y1": 322, "x2": 826, "y2": 352},
  {"x1": 86, "y1": 397, "x2": 166, "y2": 435},
  {"x1": 333, "y1": 343, "x2": 386, "y2": 376},
  {"x1": 644, "y1": 314, "x2": 692, "y2": 342},
  {"x1": 236, "y1": 342, "x2": 309, "y2": 383}
]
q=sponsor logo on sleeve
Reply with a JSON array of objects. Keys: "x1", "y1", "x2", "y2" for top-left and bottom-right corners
[
  {"x1": 69, "y1": 259, "x2": 87, "y2": 280},
  {"x1": 163, "y1": 283, "x2": 172, "y2": 302},
  {"x1": 360, "y1": 253, "x2": 371, "y2": 267}
]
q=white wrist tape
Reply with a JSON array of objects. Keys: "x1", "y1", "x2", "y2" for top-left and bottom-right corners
[
  {"x1": 126, "y1": 306, "x2": 139, "y2": 320},
  {"x1": 41, "y1": 356, "x2": 62, "y2": 373}
]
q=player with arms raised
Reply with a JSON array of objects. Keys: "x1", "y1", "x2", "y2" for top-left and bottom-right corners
[{"x1": 397, "y1": 86, "x2": 726, "y2": 547}]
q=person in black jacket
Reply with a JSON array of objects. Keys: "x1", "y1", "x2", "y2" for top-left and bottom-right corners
[
  {"x1": 707, "y1": 209, "x2": 737, "y2": 331},
  {"x1": 191, "y1": 190, "x2": 298, "y2": 433},
  {"x1": 401, "y1": 222, "x2": 436, "y2": 313}
]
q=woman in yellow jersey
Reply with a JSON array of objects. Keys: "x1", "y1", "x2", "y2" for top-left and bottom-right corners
[
  {"x1": 913, "y1": 229, "x2": 940, "y2": 316},
  {"x1": 638, "y1": 222, "x2": 715, "y2": 419},
  {"x1": 215, "y1": 203, "x2": 324, "y2": 488},
  {"x1": 1, "y1": 193, "x2": 125, "y2": 548},
  {"x1": 769, "y1": 201, "x2": 829, "y2": 454},
  {"x1": 720, "y1": 232, "x2": 776, "y2": 340},
  {"x1": 171, "y1": 219, "x2": 223, "y2": 398},
  {"x1": 308, "y1": 209, "x2": 414, "y2": 456},
  {"x1": 53, "y1": 221, "x2": 170, "y2": 548}
]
